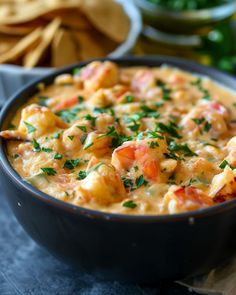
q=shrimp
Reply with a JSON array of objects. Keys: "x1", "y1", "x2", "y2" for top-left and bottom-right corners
[
  {"x1": 62, "y1": 123, "x2": 88, "y2": 153},
  {"x1": 209, "y1": 166, "x2": 236, "y2": 198},
  {"x1": 0, "y1": 104, "x2": 67, "y2": 140},
  {"x1": 111, "y1": 139, "x2": 168, "y2": 182},
  {"x1": 83, "y1": 131, "x2": 112, "y2": 156},
  {"x1": 78, "y1": 61, "x2": 119, "y2": 91},
  {"x1": 77, "y1": 163, "x2": 127, "y2": 206},
  {"x1": 131, "y1": 70, "x2": 156, "y2": 94},
  {"x1": 162, "y1": 186, "x2": 213, "y2": 214},
  {"x1": 53, "y1": 95, "x2": 79, "y2": 112},
  {"x1": 181, "y1": 101, "x2": 229, "y2": 138},
  {"x1": 95, "y1": 114, "x2": 115, "y2": 133}
]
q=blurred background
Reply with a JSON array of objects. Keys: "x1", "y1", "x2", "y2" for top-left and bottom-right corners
[
  {"x1": 1, "y1": 0, "x2": 236, "y2": 101},
  {"x1": 135, "y1": 0, "x2": 236, "y2": 74}
]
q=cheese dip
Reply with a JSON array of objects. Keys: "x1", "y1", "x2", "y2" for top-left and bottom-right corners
[{"x1": 2, "y1": 61, "x2": 236, "y2": 215}]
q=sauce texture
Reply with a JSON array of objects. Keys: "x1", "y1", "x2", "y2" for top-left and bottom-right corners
[{"x1": 2, "y1": 61, "x2": 236, "y2": 215}]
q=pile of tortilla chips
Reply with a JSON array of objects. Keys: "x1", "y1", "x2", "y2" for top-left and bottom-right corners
[{"x1": 0, "y1": 0, "x2": 130, "y2": 68}]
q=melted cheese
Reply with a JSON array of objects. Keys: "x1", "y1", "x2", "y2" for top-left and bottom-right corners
[{"x1": 2, "y1": 61, "x2": 236, "y2": 215}]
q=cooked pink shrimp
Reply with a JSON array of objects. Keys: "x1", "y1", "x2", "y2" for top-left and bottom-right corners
[
  {"x1": 112, "y1": 139, "x2": 167, "y2": 182},
  {"x1": 78, "y1": 61, "x2": 119, "y2": 91},
  {"x1": 131, "y1": 70, "x2": 156, "y2": 94},
  {"x1": 181, "y1": 101, "x2": 229, "y2": 138},
  {"x1": 62, "y1": 123, "x2": 88, "y2": 153},
  {"x1": 0, "y1": 104, "x2": 67, "y2": 140},
  {"x1": 162, "y1": 186, "x2": 213, "y2": 214},
  {"x1": 83, "y1": 131, "x2": 112, "y2": 156},
  {"x1": 77, "y1": 163, "x2": 127, "y2": 206}
]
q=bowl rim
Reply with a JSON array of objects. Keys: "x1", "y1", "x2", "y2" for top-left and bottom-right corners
[
  {"x1": 1, "y1": 55, "x2": 236, "y2": 223},
  {"x1": 135, "y1": 0, "x2": 236, "y2": 20},
  {"x1": 109, "y1": 0, "x2": 142, "y2": 58}
]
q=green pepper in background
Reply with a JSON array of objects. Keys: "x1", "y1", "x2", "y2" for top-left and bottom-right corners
[
  {"x1": 148, "y1": 0, "x2": 229, "y2": 10},
  {"x1": 199, "y1": 21, "x2": 236, "y2": 73}
]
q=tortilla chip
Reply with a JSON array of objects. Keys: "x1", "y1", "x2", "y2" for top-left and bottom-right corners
[
  {"x1": 52, "y1": 28, "x2": 79, "y2": 67},
  {"x1": 80, "y1": 0, "x2": 130, "y2": 43},
  {"x1": 73, "y1": 29, "x2": 117, "y2": 60},
  {"x1": 0, "y1": 27, "x2": 42, "y2": 64},
  {"x1": 0, "y1": 19, "x2": 47, "y2": 36},
  {"x1": 0, "y1": 35, "x2": 20, "y2": 55},
  {"x1": 42, "y1": 8, "x2": 92, "y2": 30},
  {"x1": 24, "y1": 18, "x2": 61, "y2": 68},
  {"x1": 0, "y1": 1, "x2": 83, "y2": 25}
]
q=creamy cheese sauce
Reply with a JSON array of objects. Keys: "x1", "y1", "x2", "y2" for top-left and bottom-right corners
[{"x1": 2, "y1": 61, "x2": 236, "y2": 215}]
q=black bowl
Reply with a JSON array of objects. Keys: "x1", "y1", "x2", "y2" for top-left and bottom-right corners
[{"x1": 1, "y1": 56, "x2": 236, "y2": 283}]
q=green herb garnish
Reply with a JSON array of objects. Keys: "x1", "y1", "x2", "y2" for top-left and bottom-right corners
[
  {"x1": 42, "y1": 147, "x2": 53, "y2": 153},
  {"x1": 38, "y1": 96, "x2": 48, "y2": 107},
  {"x1": 77, "y1": 125, "x2": 87, "y2": 132},
  {"x1": 135, "y1": 175, "x2": 148, "y2": 188},
  {"x1": 168, "y1": 141, "x2": 197, "y2": 157},
  {"x1": 8, "y1": 122, "x2": 15, "y2": 130},
  {"x1": 54, "y1": 153, "x2": 62, "y2": 160},
  {"x1": 156, "y1": 79, "x2": 172, "y2": 101},
  {"x1": 122, "y1": 177, "x2": 133, "y2": 189},
  {"x1": 51, "y1": 131, "x2": 63, "y2": 139},
  {"x1": 149, "y1": 141, "x2": 159, "y2": 149},
  {"x1": 32, "y1": 139, "x2": 41, "y2": 152},
  {"x1": 219, "y1": 160, "x2": 235, "y2": 170},
  {"x1": 77, "y1": 170, "x2": 87, "y2": 180},
  {"x1": 84, "y1": 114, "x2": 97, "y2": 127},
  {"x1": 123, "y1": 200, "x2": 137, "y2": 209},
  {"x1": 64, "y1": 159, "x2": 81, "y2": 170},
  {"x1": 41, "y1": 167, "x2": 57, "y2": 176},
  {"x1": 24, "y1": 121, "x2": 36, "y2": 133},
  {"x1": 124, "y1": 95, "x2": 134, "y2": 103},
  {"x1": 78, "y1": 95, "x2": 84, "y2": 103},
  {"x1": 68, "y1": 135, "x2": 74, "y2": 141},
  {"x1": 156, "y1": 122, "x2": 182, "y2": 139}
]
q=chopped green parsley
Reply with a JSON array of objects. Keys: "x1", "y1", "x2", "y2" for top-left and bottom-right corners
[
  {"x1": 24, "y1": 121, "x2": 36, "y2": 133},
  {"x1": 123, "y1": 200, "x2": 137, "y2": 209},
  {"x1": 41, "y1": 167, "x2": 57, "y2": 176}
]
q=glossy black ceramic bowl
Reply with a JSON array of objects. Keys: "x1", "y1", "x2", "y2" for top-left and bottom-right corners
[{"x1": 1, "y1": 56, "x2": 236, "y2": 283}]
